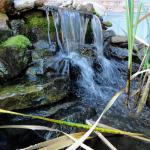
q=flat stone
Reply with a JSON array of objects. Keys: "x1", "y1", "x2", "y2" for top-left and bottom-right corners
[
  {"x1": 14, "y1": 0, "x2": 36, "y2": 11},
  {"x1": 14, "y1": 0, "x2": 73, "y2": 11},
  {"x1": 0, "y1": 77, "x2": 69, "y2": 110},
  {"x1": 111, "y1": 35, "x2": 128, "y2": 44}
]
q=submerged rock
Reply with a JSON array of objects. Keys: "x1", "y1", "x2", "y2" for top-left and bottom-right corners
[
  {"x1": 0, "y1": 77, "x2": 69, "y2": 110},
  {"x1": 0, "y1": 13, "x2": 12, "y2": 42},
  {"x1": 0, "y1": 35, "x2": 32, "y2": 83}
]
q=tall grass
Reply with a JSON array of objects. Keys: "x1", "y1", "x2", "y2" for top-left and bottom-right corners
[
  {"x1": 125, "y1": 0, "x2": 142, "y2": 103},
  {"x1": 125, "y1": 0, "x2": 150, "y2": 112}
]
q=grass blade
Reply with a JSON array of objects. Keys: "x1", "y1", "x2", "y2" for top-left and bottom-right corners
[
  {"x1": 0, "y1": 125, "x2": 91, "y2": 150},
  {"x1": 66, "y1": 89, "x2": 124, "y2": 150},
  {"x1": 0, "y1": 109, "x2": 143, "y2": 136},
  {"x1": 86, "y1": 120, "x2": 117, "y2": 150},
  {"x1": 88, "y1": 120, "x2": 150, "y2": 143},
  {"x1": 137, "y1": 75, "x2": 150, "y2": 113}
]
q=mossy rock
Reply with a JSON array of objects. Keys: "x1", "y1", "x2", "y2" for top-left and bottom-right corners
[
  {"x1": 0, "y1": 77, "x2": 69, "y2": 110},
  {"x1": 22, "y1": 11, "x2": 56, "y2": 42},
  {"x1": 0, "y1": 35, "x2": 32, "y2": 83},
  {"x1": 1, "y1": 35, "x2": 32, "y2": 49}
]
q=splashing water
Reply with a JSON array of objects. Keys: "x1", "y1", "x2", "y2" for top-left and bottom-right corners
[
  {"x1": 92, "y1": 15, "x2": 103, "y2": 56},
  {"x1": 92, "y1": 15, "x2": 124, "y2": 86},
  {"x1": 45, "y1": 7, "x2": 124, "y2": 96},
  {"x1": 68, "y1": 52, "x2": 99, "y2": 95}
]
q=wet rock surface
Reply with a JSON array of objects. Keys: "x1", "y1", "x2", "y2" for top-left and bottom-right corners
[
  {"x1": 0, "y1": 35, "x2": 32, "y2": 83},
  {"x1": 0, "y1": 76, "x2": 69, "y2": 110}
]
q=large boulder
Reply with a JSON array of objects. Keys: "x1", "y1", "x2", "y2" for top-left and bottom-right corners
[
  {"x1": 0, "y1": 35, "x2": 32, "y2": 83},
  {"x1": 0, "y1": 13, "x2": 12, "y2": 42},
  {"x1": 0, "y1": 77, "x2": 69, "y2": 110}
]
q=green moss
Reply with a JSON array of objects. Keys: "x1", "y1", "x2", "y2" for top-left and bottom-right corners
[
  {"x1": 0, "y1": 84, "x2": 43, "y2": 98},
  {"x1": 26, "y1": 12, "x2": 55, "y2": 33},
  {"x1": 103, "y1": 21, "x2": 112, "y2": 27},
  {"x1": 1, "y1": 35, "x2": 32, "y2": 49}
]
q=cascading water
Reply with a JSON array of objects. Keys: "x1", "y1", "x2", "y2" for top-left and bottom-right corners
[
  {"x1": 46, "y1": 8, "x2": 51, "y2": 45},
  {"x1": 45, "y1": 7, "x2": 124, "y2": 97},
  {"x1": 58, "y1": 9, "x2": 89, "y2": 53},
  {"x1": 92, "y1": 15, "x2": 124, "y2": 86},
  {"x1": 47, "y1": 8, "x2": 98, "y2": 94}
]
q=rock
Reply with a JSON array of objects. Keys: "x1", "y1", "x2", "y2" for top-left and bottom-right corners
[
  {"x1": 105, "y1": 46, "x2": 141, "y2": 64},
  {"x1": 10, "y1": 19, "x2": 25, "y2": 35},
  {"x1": 26, "y1": 42, "x2": 56, "y2": 80},
  {"x1": 79, "y1": 46, "x2": 96, "y2": 58},
  {"x1": 0, "y1": 13, "x2": 12, "y2": 42},
  {"x1": 111, "y1": 35, "x2": 141, "y2": 52},
  {"x1": 22, "y1": 11, "x2": 56, "y2": 43},
  {"x1": 73, "y1": 0, "x2": 106, "y2": 16},
  {"x1": 33, "y1": 40, "x2": 50, "y2": 50},
  {"x1": 43, "y1": 56, "x2": 70, "y2": 77},
  {"x1": 14, "y1": 0, "x2": 36, "y2": 11},
  {"x1": 0, "y1": 35, "x2": 32, "y2": 83},
  {"x1": 37, "y1": 0, "x2": 72, "y2": 7},
  {"x1": 0, "y1": 76, "x2": 69, "y2": 110},
  {"x1": 76, "y1": 3, "x2": 93, "y2": 12},
  {"x1": 14, "y1": 0, "x2": 73, "y2": 11},
  {"x1": 103, "y1": 30, "x2": 116, "y2": 41},
  {"x1": 0, "y1": 0, "x2": 12, "y2": 13},
  {"x1": 111, "y1": 35, "x2": 128, "y2": 44}
]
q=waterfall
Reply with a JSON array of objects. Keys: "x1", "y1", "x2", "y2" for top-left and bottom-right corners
[
  {"x1": 91, "y1": 15, "x2": 103, "y2": 56},
  {"x1": 52, "y1": 11, "x2": 63, "y2": 51},
  {"x1": 91, "y1": 15, "x2": 123, "y2": 86},
  {"x1": 46, "y1": 8, "x2": 51, "y2": 45},
  {"x1": 67, "y1": 52, "x2": 98, "y2": 95},
  {"x1": 44, "y1": 7, "x2": 124, "y2": 97},
  {"x1": 58, "y1": 9, "x2": 89, "y2": 54}
]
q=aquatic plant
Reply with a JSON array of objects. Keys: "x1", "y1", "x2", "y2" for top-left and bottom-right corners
[
  {"x1": 125, "y1": 1, "x2": 150, "y2": 112},
  {"x1": 125, "y1": 0, "x2": 142, "y2": 103}
]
